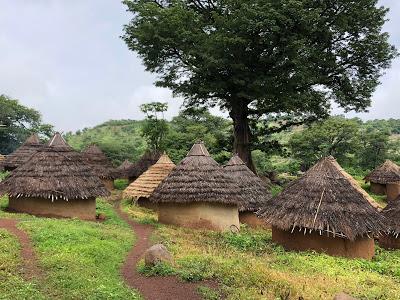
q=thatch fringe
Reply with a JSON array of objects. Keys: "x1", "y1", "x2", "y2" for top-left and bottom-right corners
[
  {"x1": 123, "y1": 154, "x2": 175, "y2": 199},
  {"x1": 364, "y1": 160, "x2": 400, "y2": 184},
  {"x1": 82, "y1": 144, "x2": 116, "y2": 179},
  {"x1": 126, "y1": 150, "x2": 162, "y2": 180},
  {"x1": 150, "y1": 142, "x2": 242, "y2": 205},
  {"x1": 1, "y1": 133, "x2": 43, "y2": 171},
  {"x1": 0, "y1": 133, "x2": 109, "y2": 199},
  {"x1": 223, "y1": 154, "x2": 272, "y2": 212},
  {"x1": 381, "y1": 196, "x2": 400, "y2": 236},
  {"x1": 257, "y1": 156, "x2": 386, "y2": 241}
]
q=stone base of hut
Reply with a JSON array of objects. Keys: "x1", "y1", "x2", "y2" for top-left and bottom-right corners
[
  {"x1": 8, "y1": 197, "x2": 96, "y2": 220},
  {"x1": 272, "y1": 226, "x2": 375, "y2": 259},
  {"x1": 102, "y1": 179, "x2": 114, "y2": 192},
  {"x1": 386, "y1": 183, "x2": 400, "y2": 202},
  {"x1": 158, "y1": 202, "x2": 239, "y2": 232},
  {"x1": 378, "y1": 234, "x2": 400, "y2": 250},
  {"x1": 370, "y1": 182, "x2": 386, "y2": 195},
  {"x1": 239, "y1": 211, "x2": 271, "y2": 229},
  {"x1": 137, "y1": 197, "x2": 158, "y2": 211}
]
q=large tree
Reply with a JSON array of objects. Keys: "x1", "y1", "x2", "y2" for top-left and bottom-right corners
[
  {"x1": 0, "y1": 95, "x2": 53, "y2": 154},
  {"x1": 123, "y1": 0, "x2": 397, "y2": 170}
]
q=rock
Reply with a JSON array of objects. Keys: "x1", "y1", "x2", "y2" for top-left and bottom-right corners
[
  {"x1": 144, "y1": 244, "x2": 173, "y2": 267},
  {"x1": 333, "y1": 292, "x2": 359, "y2": 300},
  {"x1": 96, "y1": 213, "x2": 107, "y2": 221}
]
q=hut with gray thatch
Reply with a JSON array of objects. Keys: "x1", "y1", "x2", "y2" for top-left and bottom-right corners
[
  {"x1": 82, "y1": 144, "x2": 116, "y2": 191},
  {"x1": 257, "y1": 156, "x2": 385, "y2": 259},
  {"x1": 364, "y1": 160, "x2": 400, "y2": 201},
  {"x1": 115, "y1": 160, "x2": 134, "y2": 180},
  {"x1": 1, "y1": 133, "x2": 43, "y2": 171},
  {"x1": 0, "y1": 133, "x2": 109, "y2": 219},
  {"x1": 150, "y1": 142, "x2": 242, "y2": 231},
  {"x1": 123, "y1": 153, "x2": 175, "y2": 210},
  {"x1": 223, "y1": 154, "x2": 272, "y2": 227},
  {"x1": 378, "y1": 196, "x2": 400, "y2": 249},
  {"x1": 126, "y1": 150, "x2": 162, "y2": 182}
]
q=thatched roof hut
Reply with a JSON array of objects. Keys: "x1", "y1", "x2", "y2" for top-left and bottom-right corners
[
  {"x1": 378, "y1": 196, "x2": 400, "y2": 249},
  {"x1": 0, "y1": 133, "x2": 109, "y2": 219},
  {"x1": 115, "y1": 159, "x2": 134, "y2": 179},
  {"x1": 257, "y1": 156, "x2": 385, "y2": 259},
  {"x1": 364, "y1": 160, "x2": 400, "y2": 184},
  {"x1": 82, "y1": 145, "x2": 116, "y2": 179},
  {"x1": 123, "y1": 154, "x2": 175, "y2": 209},
  {"x1": 150, "y1": 142, "x2": 242, "y2": 231},
  {"x1": 126, "y1": 150, "x2": 162, "y2": 181},
  {"x1": 1, "y1": 133, "x2": 43, "y2": 171},
  {"x1": 0, "y1": 154, "x2": 5, "y2": 171}
]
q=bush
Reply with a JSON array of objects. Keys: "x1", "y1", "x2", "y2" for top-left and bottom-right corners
[{"x1": 114, "y1": 179, "x2": 129, "y2": 190}]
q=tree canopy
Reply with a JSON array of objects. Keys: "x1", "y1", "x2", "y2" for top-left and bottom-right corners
[{"x1": 123, "y1": 0, "x2": 397, "y2": 170}]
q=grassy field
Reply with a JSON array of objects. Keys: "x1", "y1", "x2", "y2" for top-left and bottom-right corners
[
  {"x1": 123, "y1": 201, "x2": 400, "y2": 300},
  {"x1": 0, "y1": 196, "x2": 141, "y2": 300}
]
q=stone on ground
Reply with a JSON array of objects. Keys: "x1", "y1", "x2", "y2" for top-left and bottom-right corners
[{"x1": 144, "y1": 244, "x2": 173, "y2": 266}]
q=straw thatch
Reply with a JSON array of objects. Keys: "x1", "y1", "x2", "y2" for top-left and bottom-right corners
[
  {"x1": 223, "y1": 154, "x2": 272, "y2": 212},
  {"x1": 257, "y1": 156, "x2": 385, "y2": 241},
  {"x1": 150, "y1": 142, "x2": 242, "y2": 205},
  {"x1": 364, "y1": 160, "x2": 400, "y2": 184},
  {"x1": 82, "y1": 144, "x2": 116, "y2": 179},
  {"x1": 123, "y1": 154, "x2": 175, "y2": 199},
  {"x1": 126, "y1": 150, "x2": 162, "y2": 180},
  {"x1": 0, "y1": 133, "x2": 109, "y2": 200},
  {"x1": 381, "y1": 196, "x2": 400, "y2": 236},
  {"x1": 1, "y1": 133, "x2": 43, "y2": 171},
  {"x1": 115, "y1": 160, "x2": 134, "y2": 178}
]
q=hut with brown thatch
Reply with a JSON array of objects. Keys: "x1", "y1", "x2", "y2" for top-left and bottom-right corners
[
  {"x1": 82, "y1": 144, "x2": 116, "y2": 191},
  {"x1": 0, "y1": 154, "x2": 5, "y2": 171},
  {"x1": 378, "y1": 196, "x2": 400, "y2": 249},
  {"x1": 123, "y1": 154, "x2": 175, "y2": 210},
  {"x1": 0, "y1": 133, "x2": 109, "y2": 220},
  {"x1": 150, "y1": 142, "x2": 242, "y2": 232},
  {"x1": 364, "y1": 160, "x2": 400, "y2": 201},
  {"x1": 257, "y1": 156, "x2": 385, "y2": 259},
  {"x1": 1, "y1": 133, "x2": 43, "y2": 171},
  {"x1": 115, "y1": 160, "x2": 134, "y2": 180},
  {"x1": 223, "y1": 154, "x2": 272, "y2": 228},
  {"x1": 126, "y1": 150, "x2": 162, "y2": 182}
]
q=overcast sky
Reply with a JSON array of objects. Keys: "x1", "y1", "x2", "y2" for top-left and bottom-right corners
[{"x1": 0, "y1": 0, "x2": 399, "y2": 132}]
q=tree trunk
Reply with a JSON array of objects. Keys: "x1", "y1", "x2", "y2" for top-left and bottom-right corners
[{"x1": 229, "y1": 102, "x2": 257, "y2": 173}]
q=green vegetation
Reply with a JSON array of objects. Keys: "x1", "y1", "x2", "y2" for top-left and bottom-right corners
[
  {"x1": 114, "y1": 179, "x2": 129, "y2": 190},
  {"x1": 124, "y1": 203, "x2": 400, "y2": 300},
  {"x1": 0, "y1": 196, "x2": 141, "y2": 299}
]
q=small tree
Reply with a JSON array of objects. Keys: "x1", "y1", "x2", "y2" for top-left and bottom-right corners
[{"x1": 140, "y1": 102, "x2": 169, "y2": 150}]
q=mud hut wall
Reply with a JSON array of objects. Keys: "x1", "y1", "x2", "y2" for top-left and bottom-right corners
[
  {"x1": 239, "y1": 211, "x2": 271, "y2": 229},
  {"x1": 378, "y1": 234, "x2": 400, "y2": 250},
  {"x1": 158, "y1": 202, "x2": 239, "y2": 232},
  {"x1": 272, "y1": 226, "x2": 375, "y2": 260},
  {"x1": 8, "y1": 197, "x2": 96, "y2": 220},
  {"x1": 102, "y1": 179, "x2": 114, "y2": 192},
  {"x1": 137, "y1": 196, "x2": 158, "y2": 211},
  {"x1": 370, "y1": 182, "x2": 386, "y2": 195},
  {"x1": 386, "y1": 183, "x2": 400, "y2": 202}
]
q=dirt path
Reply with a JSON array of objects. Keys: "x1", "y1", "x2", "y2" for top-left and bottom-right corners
[
  {"x1": 0, "y1": 219, "x2": 41, "y2": 280},
  {"x1": 115, "y1": 202, "x2": 219, "y2": 300}
]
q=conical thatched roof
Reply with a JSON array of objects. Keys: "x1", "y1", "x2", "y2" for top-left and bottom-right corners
[
  {"x1": 224, "y1": 154, "x2": 272, "y2": 212},
  {"x1": 0, "y1": 133, "x2": 109, "y2": 200},
  {"x1": 150, "y1": 142, "x2": 242, "y2": 205},
  {"x1": 0, "y1": 154, "x2": 5, "y2": 171},
  {"x1": 1, "y1": 133, "x2": 43, "y2": 171},
  {"x1": 381, "y1": 196, "x2": 400, "y2": 236},
  {"x1": 115, "y1": 160, "x2": 134, "y2": 178},
  {"x1": 82, "y1": 144, "x2": 116, "y2": 179},
  {"x1": 257, "y1": 156, "x2": 385, "y2": 241},
  {"x1": 126, "y1": 150, "x2": 162, "y2": 179},
  {"x1": 123, "y1": 154, "x2": 175, "y2": 199},
  {"x1": 364, "y1": 160, "x2": 400, "y2": 184}
]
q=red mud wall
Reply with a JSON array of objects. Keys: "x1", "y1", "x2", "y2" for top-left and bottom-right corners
[
  {"x1": 239, "y1": 211, "x2": 271, "y2": 229},
  {"x1": 378, "y1": 234, "x2": 400, "y2": 250},
  {"x1": 386, "y1": 183, "x2": 400, "y2": 202},
  {"x1": 370, "y1": 182, "x2": 386, "y2": 195}
]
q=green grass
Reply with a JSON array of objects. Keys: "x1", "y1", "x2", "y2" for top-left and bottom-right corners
[
  {"x1": 125, "y1": 204, "x2": 400, "y2": 300},
  {"x1": 0, "y1": 196, "x2": 141, "y2": 299},
  {"x1": 114, "y1": 179, "x2": 129, "y2": 190}
]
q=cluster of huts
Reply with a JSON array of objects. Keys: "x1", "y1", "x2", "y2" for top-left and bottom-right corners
[{"x1": 0, "y1": 133, "x2": 400, "y2": 260}]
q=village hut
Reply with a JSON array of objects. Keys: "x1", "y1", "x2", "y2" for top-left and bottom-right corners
[
  {"x1": 82, "y1": 144, "x2": 116, "y2": 191},
  {"x1": 1, "y1": 133, "x2": 43, "y2": 171},
  {"x1": 123, "y1": 154, "x2": 175, "y2": 210},
  {"x1": 150, "y1": 142, "x2": 242, "y2": 232},
  {"x1": 126, "y1": 150, "x2": 162, "y2": 182},
  {"x1": 223, "y1": 154, "x2": 272, "y2": 227},
  {"x1": 378, "y1": 196, "x2": 400, "y2": 249},
  {"x1": 364, "y1": 160, "x2": 400, "y2": 201},
  {"x1": 115, "y1": 160, "x2": 134, "y2": 180},
  {"x1": 257, "y1": 156, "x2": 385, "y2": 259},
  {"x1": 0, "y1": 133, "x2": 109, "y2": 220},
  {"x1": 0, "y1": 154, "x2": 5, "y2": 171}
]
